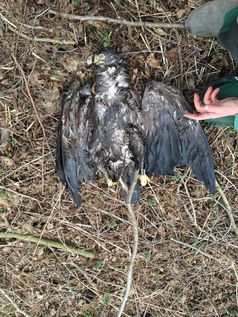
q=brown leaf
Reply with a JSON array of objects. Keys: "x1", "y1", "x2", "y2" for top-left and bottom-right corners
[
  {"x1": 165, "y1": 48, "x2": 179, "y2": 61},
  {"x1": 0, "y1": 127, "x2": 12, "y2": 153},
  {"x1": 146, "y1": 54, "x2": 160, "y2": 69},
  {"x1": 0, "y1": 156, "x2": 15, "y2": 167},
  {"x1": 59, "y1": 53, "x2": 84, "y2": 73},
  {"x1": 176, "y1": 8, "x2": 187, "y2": 19}
]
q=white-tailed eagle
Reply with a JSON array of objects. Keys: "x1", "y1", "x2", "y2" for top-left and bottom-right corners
[{"x1": 56, "y1": 50, "x2": 215, "y2": 206}]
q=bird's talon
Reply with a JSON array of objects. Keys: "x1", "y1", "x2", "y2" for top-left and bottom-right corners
[
  {"x1": 139, "y1": 174, "x2": 150, "y2": 186},
  {"x1": 107, "y1": 179, "x2": 117, "y2": 187}
]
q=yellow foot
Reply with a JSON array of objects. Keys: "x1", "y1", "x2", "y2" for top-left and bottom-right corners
[
  {"x1": 139, "y1": 174, "x2": 150, "y2": 187},
  {"x1": 107, "y1": 179, "x2": 118, "y2": 187}
]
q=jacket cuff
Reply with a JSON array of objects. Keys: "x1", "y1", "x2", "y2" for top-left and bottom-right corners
[{"x1": 234, "y1": 114, "x2": 238, "y2": 131}]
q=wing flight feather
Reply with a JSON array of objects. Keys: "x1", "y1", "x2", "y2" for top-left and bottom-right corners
[{"x1": 142, "y1": 81, "x2": 216, "y2": 193}]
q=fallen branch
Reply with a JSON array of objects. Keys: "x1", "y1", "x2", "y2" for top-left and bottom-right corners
[
  {"x1": 0, "y1": 12, "x2": 75, "y2": 45},
  {"x1": 48, "y1": 9, "x2": 184, "y2": 29},
  {"x1": 216, "y1": 180, "x2": 238, "y2": 236},
  {"x1": 0, "y1": 231, "x2": 94, "y2": 258},
  {"x1": 116, "y1": 170, "x2": 139, "y2": 317}
]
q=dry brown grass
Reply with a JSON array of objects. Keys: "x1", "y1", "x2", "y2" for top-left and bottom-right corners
[{"x1": 0, "y1": 1, "x2": 238, "y2": 316}]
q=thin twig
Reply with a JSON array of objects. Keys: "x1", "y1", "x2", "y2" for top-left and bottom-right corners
[
  {"x1": 0, "y1": 288, "x2": 31, "y2": 317},
  {"x1": 171, "y1": 238, "x2": 228, "y2": 265},
  {"x1": 11, "y1": 53, "x2": 55, "y2": 191},
  {"x1": 116, "y1": 170, "x2": 139, "y2": 317},
  {"x1": 231, "y1": 262, "x2": 238, "y2": 308},
  {"x1": 15, "y1": 21, "x2": 54, "y2": 33},
  {"x1": 0, "y1": 231, "x2": 94, "y2": 258},
  {"x1": 10, "y1": 54, "x2": 44, "y2": 128},
  {"x1": 84, "y1": 204, "x2": 131, "y2": 225},
  {"x1": 48, "y1": 9, "x2": 184, "y2": 29},
  {"x1": 35, "y1": 186, "x2": 64, "y2": 254},
  {"x1": 215, "y1": 180, "x2": 238, "y2": 236},
  {"x1": 0, "y1": 185, "x2": 42, "y2": 209},
  {"x1": 181, "y1": 177, "x2": 197, "y2": 227},
  {"x1": 9, "y1": 24, "x2": 75, "y2": 45},
  {"x1": 0, "y1": 13, "x2": 75, "y2": 45}
]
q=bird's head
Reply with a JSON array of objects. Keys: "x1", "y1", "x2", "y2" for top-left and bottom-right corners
[{"x1": 86, "y1": 50, "x2": 123, "y2": 67}]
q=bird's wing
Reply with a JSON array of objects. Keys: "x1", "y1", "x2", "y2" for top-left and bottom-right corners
[
  {"x1": 142, "y1": 81, "x2": 216, "y2": 193},
  {"x1": 56, "y1": 80, "x2": 96, "y2": 206}
]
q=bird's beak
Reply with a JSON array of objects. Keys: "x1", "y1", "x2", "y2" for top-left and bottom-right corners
[{"x1": 86, "y1": 53, "x2": 105, "y2": 66}]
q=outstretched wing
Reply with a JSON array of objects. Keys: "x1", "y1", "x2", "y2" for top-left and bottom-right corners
[
  {"x1": 56, "y1": 80, "x2": 96, "y2": 206},
  {"x1": 142, "y1": 80, "x2": 216, "y2": 193}
]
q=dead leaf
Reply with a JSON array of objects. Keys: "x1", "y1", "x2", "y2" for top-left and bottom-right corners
[
  {"x1": 156, "y1": 225, "x2": 166, "y2": 239},
  {"x1": 165, "y1": 48, "x2": 179, "y2": 61},
  {"x1": 176, "y1": 8, "x2": 187, "y2": 19},
  {"x1": 154, "y1": 28, "x2": 167, "y2": 36},
  {"x1": 39, "y1": 84, "x2": 60, "y2": 113},
  {"x1": 0, "y1": 127, "x2": 12, "y2": 153},
  {"x1": 146, "y1": 54, "x2": 160, "y2": 69},
  {"x1": 59, "y1": 53, "x2": 84, "y2": 73},
  {"x1": 0, "y1": 156, "x2": 15, "y2": 167}
]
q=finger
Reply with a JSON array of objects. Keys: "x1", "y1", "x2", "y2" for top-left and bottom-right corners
[
  {"x1": 202, "y1": 104, "x2": 223, "y2": 114},
  {"x1": 210, "y1": 87, "x2": 220, "y2": 102},
  {"x1": 184, "y1": 113, "x2": 210, "y2": 120},
  {"x1": 203, "y1": 86, "x2": 213, "y2": 104},
  {"x1": 184, "y1": 112, "x2": 224, "y2": 120},
  {"x1": 194, "y1": 93, "x2": 207, "y2": 113}
]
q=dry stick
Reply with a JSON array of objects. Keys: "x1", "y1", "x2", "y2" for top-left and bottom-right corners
[
  {"x1": 0, "y1": 288, "x2": 31, "y2": 317},
  {"x1": 0, "y1": 231, "x2": 94, "y2": 258},
  {"x1": 0, "y1": 11, "x2": 51, "y2": 32},
  {"x1": 215, "y1": 180, "x2": 238, "y2": 236},
  {"x1": 15, "y1": 22, "x2": 54, "y2": 33},
  {"x1": 12, "y1": 53, "x2": 51, "y2": 140},
  {"x1": 48, "y1": 9, "x2": 184, "y2": 29},
  {"x1": 181, "y1": 178, "x2": 197, "y2": 227},
  {"x1": 0, "y1": 13, "x2": 75, "y2": 45},
  {"x1": 0, "y1": 185, "x2": 42, "y2": 209},
  {"x1": 8, "y1": 24, "x2": 75, "y2": 45},
  {"x1": 171, "y1": 238, "x2": 229, "y2": 265},
  {"x1": 231, "y1": 263, "x2": 238, "y2": 308},
  {"x1": 116, "y1": 170, "x2": 139, "y2": 317}
]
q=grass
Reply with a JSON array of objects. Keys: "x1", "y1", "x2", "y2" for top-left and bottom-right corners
[{"x1": 0, "y1": 0, "x2": 237, "y2": 316}]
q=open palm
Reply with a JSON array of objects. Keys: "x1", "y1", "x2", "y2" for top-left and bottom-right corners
[{"x1": 184, "y1": 86, "x2": 238, "y2": 120}]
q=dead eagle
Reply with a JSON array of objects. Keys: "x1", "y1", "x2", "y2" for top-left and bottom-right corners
[{"x1": 56, "y1": 50, "x2": 216, "y2": 206}]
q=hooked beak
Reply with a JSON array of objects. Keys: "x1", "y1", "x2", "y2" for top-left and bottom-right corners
[{"x1": 86, "y1": 53, "x2": 106, "y2": 66}]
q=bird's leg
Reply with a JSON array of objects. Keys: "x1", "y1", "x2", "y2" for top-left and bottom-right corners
[
  {"x1": 138, "y1": 158, "x2": 150, "y2": 186},
  {"x1": 98, "y1": 166, "x2": 118, "y2": 188}
]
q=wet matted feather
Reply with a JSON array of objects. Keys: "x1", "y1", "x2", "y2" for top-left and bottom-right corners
[
  {"x1": 56, "y1": 51, "x2": 216, "y2": 206},
  {"x1": 56, "y1": 80, "x2": 96, "y2": 206},
  {"x1": 56, "y1": 51, "x2": 146, "y2": 205},
  {"x1": 142, "y1": 80, "x2": 216, "y2": 193}
]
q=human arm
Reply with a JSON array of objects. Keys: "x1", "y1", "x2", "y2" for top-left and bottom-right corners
[{"x1": 184, "y1": 86, "x2": 238, "y2": 120}]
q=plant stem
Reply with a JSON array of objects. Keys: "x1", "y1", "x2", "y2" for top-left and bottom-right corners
[{"x1": 0, "y1": 231, "x2": 94, "y2": 258}]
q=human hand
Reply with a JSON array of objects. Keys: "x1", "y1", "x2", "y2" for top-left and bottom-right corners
[{"x1": 184, "y1": 86, "x2": 238, "y2": 120}]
